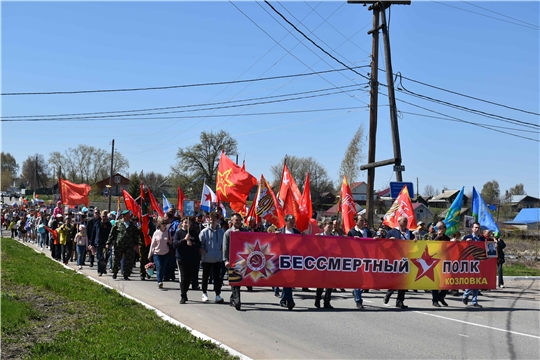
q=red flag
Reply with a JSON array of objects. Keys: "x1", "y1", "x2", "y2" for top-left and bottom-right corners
[
  {"x1": 283, "y1": 187, "x2": 300, "y2": 224},
  {"x1": 340, "y1": 176, "x2": 356, "y2": 234},
  {"x1": 230, "y1": 201, "x2": 247, "y2": 216},
  {"x1": 59, "y1": 177, "x2": 91, "y2": 207},
  {"x1": 244, "y1": 185, "x2": 260, "y2": 225},
  {"x1": 255, "y1": 175, "x2": 284, "y2": 228},
  {"x1": 216, "y1": 152, "x2": 257, "y2": 204},
  {"x1": 121, "y1": 189, "x2": 141, "y2": 219},
  {"x1": 146, "y1": 187, "x2": 164, "y2": 217},
  {"x1": 278, "y1": 163, "x2": 302, "y2": 204},
  {"x1": 45, "y1": 226, "x2": 58, "y2": 245},
  {"x1": 296, "y1": 173, "x2": 312, "y2": 232},
  {"x1": 140, "y1": 183, "x2": 151, "y2": 246},
  {"x1": 383, "y1": 185, "x2": 417, "y2": 230},
  {"x1": 177, "y1": 186, "x2": 186, "y2": 216}
]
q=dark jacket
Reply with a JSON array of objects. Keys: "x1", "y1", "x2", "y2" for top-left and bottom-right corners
[
  {"x1": 277, "y1": 227, "x2": 301, "y2": 234},
  {"x1": 496, "y1": 238, "x2": 506, "y2": 263},
  {"x1": 173, "y1": 228, "x2": 200, "y2": 263},
  {"x1": 223, "y1": 227, "x2": 247, "y2": 263},
  {"x1": 93, "y1": 219, "x2": 112, "y2": 247},
  {"x1": 386, "y1": 228, "x2": 415, "y2": 240}
]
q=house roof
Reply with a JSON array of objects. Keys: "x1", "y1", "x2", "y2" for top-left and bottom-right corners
[
  {"x1": 430, "y1": 190, "x2": 460, "y2": 200},
  {"x1": 505, "y1": 208, "x2": 540, "y2": 225},
  {"x1": 324, "y1": 203, "x2": 364, "y2": 216},
  {"x1": 350, "y1": 181, "x2": 366, "y2": 190},
  {"x1": 377, "y1": 188, "x2": 390, "y2": 197},
  {"x1": 510, "y1": 195, "x2": 540, "y2": 204}
]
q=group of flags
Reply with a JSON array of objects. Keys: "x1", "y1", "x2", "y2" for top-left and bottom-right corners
[
  {"x1": 380, "y1": 184, "x2": 499, "y2": 234},
  {"x1": 58, "y1": 158, "x2": 500, "y2": 237}
]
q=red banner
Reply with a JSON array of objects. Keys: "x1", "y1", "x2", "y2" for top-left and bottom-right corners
[{"x1": 229, "y1": 233, "x2": 497, "y2": 290}]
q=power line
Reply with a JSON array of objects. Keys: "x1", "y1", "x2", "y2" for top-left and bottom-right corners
[
  {"x1": 395, "y1": 96, "x2": 539, "y2": 143},
  {"x1": 432, "y1": 0, "x2": 540, "y2": 31},
  {"x1": 1, "y1": 106, "x2": 366, "y2": 122},
  {"x1": 0, "y1": 65, "x2": 367, "y2": 96},
  {"x1": 263, "y1": 0, "x2": 369, "y2": 81},
  {"x1": 461, "y1": 1, "x2": 540, "y2": 29},
  {"x1": 401, "y1": 111, "x2": 539, "y2": 134},
  {"x1": 395, "y1": 73, "x2": 540, "y2": 117},
  {"x1": 1, "y1": 83, "x2": 367, "y2": 119},
  {"x1": 396, "y1": 79, "x2": 540, "y2": 130}
]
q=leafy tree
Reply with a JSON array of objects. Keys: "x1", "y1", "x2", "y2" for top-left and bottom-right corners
[
  {"x1": 423, "y1": 185, "x2": 436, "y2": 197},
  {"x1": 338, "y1": 124, "x2": 366, "y2": 185},
  {"x1": 127, "y1": 172, "x2": 141, "y2": 199},
  {"x1": 1, "y1": 152, "x2": 18, "y2": 191},
  {"x1": 171, "y1": 130, "x2": 237, "y2": 197},
  {"x1": 481, "y1": 180, "x2": 500, "y2": 204},
  {"x1": 1, "y1": 152, "x2": 19, "y2": 175},
  {"x1": 140, "y1": 171, "x2": 169, "y2": 198},
  {"x1": 509, "y1": 183, "x2": 526, "y2": 196},
  {"x1": 20, "y1": 154, "x2": 49, "y2": 190},
  {"x1": 270, "y1": 155, "x2": 334, "y2": 211}
]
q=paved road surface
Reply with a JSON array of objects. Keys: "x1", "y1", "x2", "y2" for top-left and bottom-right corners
[{"x1": 6, "y1": 234, "x2": 540, "y2": 359}]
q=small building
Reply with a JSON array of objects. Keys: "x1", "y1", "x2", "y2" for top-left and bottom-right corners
[
  {"x1": 428, "y1": 190, "x2": 469, "y2": 209},
  {"x1": 324, "y1": 203, "x2": 364, "y2": 218},
  {"x1": 504, "y1": 208, "x2": 540, "y2": 231},
  {"x1": 351, "y1": 181, "x2": 376, "y2": 205},
  {"x1": 509, "y1": 195, "x2": 540, "y2": 211},
  {"x1": 413, "y1": 203, "x2": 435, "y2": 224},
  {"x1": 95, "y1": 173, "x2": 130, "y2": 196}
]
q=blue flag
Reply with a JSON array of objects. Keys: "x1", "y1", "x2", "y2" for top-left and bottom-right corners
[
  {"x1": 472, "y1": 187, "x2": 499, "y2": 232},
  {"x1": 162, "y1": 194, "x2": 172, "y2": 214},
  {"x1": 443, "y1": 187, "x2": 464, "y2": 236}
]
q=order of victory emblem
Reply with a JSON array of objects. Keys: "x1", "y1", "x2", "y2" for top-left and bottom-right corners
[{"x1": 237, "y1": 240, "x2": 275, "y2": 280}]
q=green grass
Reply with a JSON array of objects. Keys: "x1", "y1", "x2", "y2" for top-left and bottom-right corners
[
  {"x1": 1, "y1": 237, "x2": 237, "y2": 360},
  {"x1": 503, "y1": 262, "x2": 540, "y2": 276}
]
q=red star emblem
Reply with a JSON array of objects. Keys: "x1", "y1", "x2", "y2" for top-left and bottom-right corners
[
  {"x1": 239, "y1": 241, "x2": 274, "y2": 278},
  {"x1": 216, "y1": 168, "x2": 234, "y2": 197},
  {"x1": 411, "y1": 246, "x2": 441, "y2": 282},
  {"x1": 204, "y1": 192, "x2": 213, "y2": 202}
]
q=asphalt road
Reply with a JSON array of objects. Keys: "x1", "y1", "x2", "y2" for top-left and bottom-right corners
[{"x1": 7, "y1": 235, "x2": 540, "y2": 359}]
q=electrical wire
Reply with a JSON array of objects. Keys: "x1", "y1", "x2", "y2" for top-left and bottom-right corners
[
  {"x1": 0, "y1": 65, "x2": 367, "y2": 96},
  {"x1": 1, "y1": 85, "x2": 368, "y2": 121},
  {"x1": 1, "y1": 106, "x2": 366, "y2": 123},
  {"x1": 461, "y1": 0, "x2": 539, "y2": 29},
  {"x1": 432, "y1": 0, "x2": 539, "y2": 31}
]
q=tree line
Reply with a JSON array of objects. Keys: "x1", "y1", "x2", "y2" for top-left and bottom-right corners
[{"x1": 0, "y1": 125, "x2": 367, "y2": 210}]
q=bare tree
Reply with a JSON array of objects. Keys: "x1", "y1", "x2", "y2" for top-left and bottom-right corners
[
  {"x1": 49, "y1": 145, "x2": 129, "y2": 184},
  {"x1": 20, "y1": 154, "x2": 49, "y2": 189},
  {"x1": 270, "y1": 155, "x2": 334, "y2": 211},
  {"x1": 338, "y1": 123, "x2": 366, "y2": 186},
  {"x1": 423, "y1": 184, "x2": 436, "y2": 197},
  {"x1": 172, "y1": 130, "x2": 237, "y2": 196}
]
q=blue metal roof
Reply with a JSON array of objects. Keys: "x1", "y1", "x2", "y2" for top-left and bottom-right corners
[{"x1": 505, "y1": 208, "x2": 540, "y2": 224}]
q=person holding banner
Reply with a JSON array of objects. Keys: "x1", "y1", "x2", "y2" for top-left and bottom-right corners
[
  {"x1": 384, "y1": 216, "x2": 415, "y2": 309},
  {"x1": 315, "y1": 219, "x2": 336, "y2": 309},
  {"x1": 199, "y1": 212, "x2": 225, "y2": 304},
  {"x1": 347, "y1": 214, "x2": 370, "y2": 301},
  {"x1": 173, "y1": 217, "x2": 200, "y2": 304},
  {"x1": 462, "y1": 222, "x2": 485, "y2": 307},
  {"x1": 431, "y1": 221, "x2": 450, "y2": 307},
  {"x1": 223, "y1": 213, "x2": 246, "y2": 310},
  {"x1": 276, "y1": 214, "x2": 301, "y2": 310}
]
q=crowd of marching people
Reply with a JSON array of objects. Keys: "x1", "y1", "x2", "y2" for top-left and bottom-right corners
[{"x1": 2, "y1": 202, "x2": 505, "y2": 312}]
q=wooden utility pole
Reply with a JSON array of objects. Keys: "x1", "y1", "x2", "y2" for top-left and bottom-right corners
[
  {"x1": 349, "y1": 0, "x2": 410, "y2": 228},
  {"x1": 108, "y1": 139, "x2": 115, "y2": 212},
  {"x1": 365, "y1": 4, "x2": 380, "y2": 229}
]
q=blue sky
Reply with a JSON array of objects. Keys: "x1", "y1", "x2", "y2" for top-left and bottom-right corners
[{"x1": 2, "y1": 1, "x2": 539, "y2": 198}]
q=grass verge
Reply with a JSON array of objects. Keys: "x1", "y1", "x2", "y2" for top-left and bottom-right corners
[
  {"x1": 1, "y1": 237, "x2": 237, "y2": 360},
  {"x1": 503, "y1": 262, "x2": 540, "y2": 276}
]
